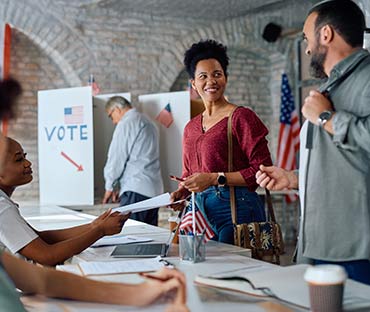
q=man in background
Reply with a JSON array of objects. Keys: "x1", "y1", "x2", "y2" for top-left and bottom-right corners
[
  {"x1": 103, "y1": 96, "x2": 163, "y2": 226},
  {"x1": 256, "y1": 0, "x2": 370, "y2": 284}
]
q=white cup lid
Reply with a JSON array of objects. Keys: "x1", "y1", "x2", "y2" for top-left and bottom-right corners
[
  {"x1": 304, "y1": 265, "x2": 347, "y2": 285},
  {"x1": 168, "y1": 216, "x2": 180, "y2": 223}
]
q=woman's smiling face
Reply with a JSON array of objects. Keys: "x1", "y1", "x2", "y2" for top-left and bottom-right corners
[
  {"x1": 0, "y1": 138, "x2": 33, "y2": 188},
  {"x1": 191, "y1": 58, "x2": 227, "y2": 103}
]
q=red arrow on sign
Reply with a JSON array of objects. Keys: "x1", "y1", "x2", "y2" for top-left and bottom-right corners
[{"x1": 61, "y1": 151, "x2": 84, "y2": 171}]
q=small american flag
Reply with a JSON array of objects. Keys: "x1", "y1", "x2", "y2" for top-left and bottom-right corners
[
  {"x1": 89, "y1": 74, "x2": 100, "y2": 96},
  {"x1": 179, "y1": 204, "x2": 214, "y2": 242},
  {"x1": 276, "y1": 73, "x2": 300, "y2": 202},
  {"x1": 64, "y1": 106, "x2": 84, "y2": 124},
  {"x1": 156, "y1": 103, "x2": 174, "y2": 128}
]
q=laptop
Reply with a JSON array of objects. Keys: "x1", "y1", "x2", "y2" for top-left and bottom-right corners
[{"x1": 111, "y1": 227, "x2": 177, "y2": 258}]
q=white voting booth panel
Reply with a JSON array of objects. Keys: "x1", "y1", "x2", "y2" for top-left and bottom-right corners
[
  {"x1": 38, "y1": 87, "x2": 130, "y2": 205},
  {"x1": 38, "y1": 87, "x2": 94, "y2": 205},
  {"x1": 139, "y1": 91, "x2": 190, "y2": 193},
  {"x1": 93, "y1": 92, "x2": 131, "y2": 201}
]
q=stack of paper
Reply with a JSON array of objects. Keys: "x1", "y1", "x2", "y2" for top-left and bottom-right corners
[
  {"x1": 76, "y1": 256, "x2": 166, "y2": 276},
  {"x1": 113, "y1": 193, "x2": 186, "y2": 214}
]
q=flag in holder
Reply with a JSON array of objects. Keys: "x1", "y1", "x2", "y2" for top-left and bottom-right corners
[
  {"x1": 179, "y1": 196, "x2": 214, "y2": 242},
  {"x1": 156, "y1": 103, "x2": 174, "y2": 128}
]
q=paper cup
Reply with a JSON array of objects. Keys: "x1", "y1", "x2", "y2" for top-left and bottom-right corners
[
  {"x1": 168, "y1": 216, "x2": 179, "y2": 244},
  {"x1": 304, "y1": 265, "x2": 347, "y2": 312}
]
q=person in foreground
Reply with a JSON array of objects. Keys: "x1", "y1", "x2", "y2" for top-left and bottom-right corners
[
  {"x1": 256, "y1": 0, "x2": 370, "y2": 285},
  {"x1": 102, "y1": 96, "x2": 163, "y2": 226},
  {"x1": 0, "y1": 78, "x2": 189, "y2": 312},
  {"x1": 170, "y1": 39, "x2": 272, "y2": 244},
  {"x1": 0, "y1": 250, "x2": 188, "y2": 312},
  {"x1": 0, "y1": 136, "x2": 130, "y2": 266}
]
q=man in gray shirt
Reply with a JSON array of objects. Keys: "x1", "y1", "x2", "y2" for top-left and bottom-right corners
[
  {"x1": 103, "y1": 96, "x2": 163, "y2": 225},
  {"x1": 256, "y1": 0, "x2": 370, "y2": 285}
]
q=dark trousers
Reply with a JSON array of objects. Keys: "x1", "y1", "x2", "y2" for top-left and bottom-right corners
[
  {"x1": 313, "y1": 259, "x2": 370, "y2": 285},
  {"x1": 120, "y1": 191, "x2": 158, "y2": 226}
]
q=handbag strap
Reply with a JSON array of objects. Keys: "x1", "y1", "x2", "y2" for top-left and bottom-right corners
[
  {"x1": 227, "y1": 106, "x2": 238, "y2": 226},
  {"x1": 265, "y1": 189, "x2": 277, "y2": 223},
  {"x1": 227, "y1": 106, "x2": 277, "y2": 224}
]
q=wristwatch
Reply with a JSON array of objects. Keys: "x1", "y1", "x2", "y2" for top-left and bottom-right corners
[
  {"x1": 317, "y1": 110, "x2": 333, "y2": 127},
  {"x1": 217, "y1": 172, "x2": 227, "y2": 187}
]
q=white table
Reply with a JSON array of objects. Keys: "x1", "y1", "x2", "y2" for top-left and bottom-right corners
[{"x1": 19, "y1": 204, "x2": 370, "y2": 312}]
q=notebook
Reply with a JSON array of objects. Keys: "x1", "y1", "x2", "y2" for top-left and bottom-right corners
[{"x1": 111, "y1": 227, "x2": 177, "y2": 258}]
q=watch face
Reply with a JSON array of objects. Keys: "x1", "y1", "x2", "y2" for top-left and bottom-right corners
[
  {"x1": 218, "y1": 175, "x2": 227, "y2": 185},
  {"x1": 319, "y1": 111, "x2": 332, "y2": 121}
]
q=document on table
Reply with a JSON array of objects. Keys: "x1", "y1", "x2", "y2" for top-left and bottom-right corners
[
  {"x1": 75, "y1": 256, "x2": 166, "y2": 276},
  {"x1": 91, "y1": 234, "x2": 152, "y2": 247},
  {"x1": 112, "y1": 192, "x2": 186, "y2": 214},
  {"x1": 195, "y1": 264, "x2": 370, "y2": 311}
]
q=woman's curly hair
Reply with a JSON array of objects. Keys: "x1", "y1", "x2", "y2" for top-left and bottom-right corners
[{"x1": 183, "y1": 39, "x2": 229, "y2": 79}]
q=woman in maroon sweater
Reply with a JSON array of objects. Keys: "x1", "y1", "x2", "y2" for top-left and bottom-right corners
[{"x1": 170, "y1": 40, "x2": 272, "y2": 244}]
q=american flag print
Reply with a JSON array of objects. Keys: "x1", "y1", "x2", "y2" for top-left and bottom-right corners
[
  {"x1": 276, "y1": 73, "x2": 300, "y2": 202},
  {"x1": 64, "y1": 106, "x2": 84, "y2": 125}
]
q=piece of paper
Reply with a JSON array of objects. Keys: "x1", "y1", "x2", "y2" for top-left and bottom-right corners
[
  {"x1": 91, "y1": 235, "x2": 152, "y2": 247},
  {"x1": 195, "y1": 264, "x2": 370, "y2": 311},
  {"x1": 112, "y1": 192, "x2": 186, "y2": 214},
  {"x1": 76, "y1": 256, "x2": 165, "y2": 275}
]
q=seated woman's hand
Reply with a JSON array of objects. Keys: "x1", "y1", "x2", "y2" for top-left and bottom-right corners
[
  {"x1": 181, "y1": 172, "x2": 217, "y2": 193},
  {"x1": 93, "y1": 209, "x2": 130, "y2": 236},
  {"x1": 168, "y1": 186, "x2": 189, "y2": 211}
]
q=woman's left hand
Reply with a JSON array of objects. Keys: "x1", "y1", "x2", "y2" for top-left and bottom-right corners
[{"x1": 180, "y1": 173, "x2": 217, "y2": 193}]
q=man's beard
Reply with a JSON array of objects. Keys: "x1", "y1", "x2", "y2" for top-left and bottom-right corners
[{"x1": 309, "y1": 42, "x2": 328, "y2": 79}]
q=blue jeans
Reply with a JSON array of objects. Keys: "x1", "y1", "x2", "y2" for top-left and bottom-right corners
[
  {"x1": 120, "y1": 191, "x2": 159, "y2": 226},
  {"x1": 194, "y1": 186, "x2": 266, "y2": 244},
  {"x1": 313, "y1": 259, "x2": 370, "y2": 285}
]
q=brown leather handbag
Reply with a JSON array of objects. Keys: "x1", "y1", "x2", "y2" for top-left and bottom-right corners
[{"x1": 227, "y1": 108, "x2": 284, "y2": 264}]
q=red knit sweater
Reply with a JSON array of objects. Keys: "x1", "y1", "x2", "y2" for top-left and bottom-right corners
[{"x1": 182, "y1": 106, "x2": 272, "y2": 191}]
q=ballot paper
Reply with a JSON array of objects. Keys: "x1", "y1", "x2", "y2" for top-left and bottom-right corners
[
  {"x1": 113, "y1": 192, "x2": 186, "y2": 214},
  {"x1": 76, "y1": 256, "x2": 166, "y2": 275},
  {"x1": 91, "y1": 234, "x2": 152, "y2": 247}
]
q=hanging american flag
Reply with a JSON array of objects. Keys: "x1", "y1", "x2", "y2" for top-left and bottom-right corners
[
  {"x1": 276, "y1": 73, "x2": 300, "y2": 202},
  {"x1": 156, "y1": 103, "x2": 174, "y2": 128},
  {"x1": 179, "y1": 203, "x2": 214, "y2": 242}
]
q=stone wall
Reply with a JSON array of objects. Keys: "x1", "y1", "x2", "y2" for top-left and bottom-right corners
[{"x1": 1, "y1": 0, "x2": 316, "y2": 201}]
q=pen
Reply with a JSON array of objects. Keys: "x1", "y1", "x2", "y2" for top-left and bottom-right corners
[{"x1": 169, "y1": 175, "x2": 185, "y2": 182}]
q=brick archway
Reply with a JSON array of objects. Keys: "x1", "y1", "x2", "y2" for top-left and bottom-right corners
[{"x1": 0, "y1": 1, "x2": 94, "y2": 86}]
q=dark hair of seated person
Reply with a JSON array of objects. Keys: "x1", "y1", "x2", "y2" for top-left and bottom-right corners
[{"x1": 0, "y1": 78, "x2": 22, "y2": 119}]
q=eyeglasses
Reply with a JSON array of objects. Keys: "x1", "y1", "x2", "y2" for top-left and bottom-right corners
[{"x1": 108, "y1": 107, "x2": 116, "y2": 119}]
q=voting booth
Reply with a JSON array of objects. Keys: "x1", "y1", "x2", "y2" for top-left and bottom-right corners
[
  {"x1": 38, "y1": 87, "x2": 130, "y2": 205},
  {"x1": 139, "y1": 91, "x2": 190, "y2": 193}
]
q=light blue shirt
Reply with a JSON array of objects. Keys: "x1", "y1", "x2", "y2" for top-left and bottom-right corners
[{"x1": 104, "y1": 108, "x2": 163, "y2": 198}]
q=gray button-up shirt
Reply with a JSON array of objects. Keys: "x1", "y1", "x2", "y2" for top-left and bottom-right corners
[
  {"x1": 104, "y1": 108, "x2": 163, "y2": 198},
  {"x1": 300, "y1": 49, "x2": 370, "y2": 261}
]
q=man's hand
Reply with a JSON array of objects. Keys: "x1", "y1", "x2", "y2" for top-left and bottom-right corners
[
  {"x1": 302, "y1": 90, "x2": 333, "y2": 125},
  {"x1": 180, "y1": 172, "x2": 217, "y2": 193},
  {"x1": 256, "y1": 165, "x2": 298, "y2": 191},
  {"x1": 92, "y1": 208, "x2": 130, "y2": 236},
  {"x1": 102, "y1": 190, "x2": 119, "y2": 204}
]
